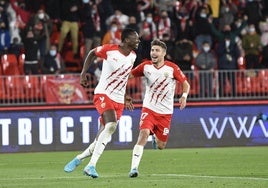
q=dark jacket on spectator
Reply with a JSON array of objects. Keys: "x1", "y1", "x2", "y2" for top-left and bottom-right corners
[
  {"x1": 60, "y1": 0, "x2": 81, "y2": 22},
  {"x1": 22, "y1": 34, "x2": 39, "y2": 61},
  {"x1": 217, "y1": 40, "x2": 240, "y2": 70}
]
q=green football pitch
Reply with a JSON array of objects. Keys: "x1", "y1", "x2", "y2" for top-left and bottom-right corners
[{"x1": 0, "y1": 147, "x2": 268, "y2": 188}]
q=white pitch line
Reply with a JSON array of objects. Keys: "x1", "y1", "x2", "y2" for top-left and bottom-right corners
[
  {"x1": 152, "y1": 174, "x2": 268, "y2": 181},
  {"x1": 0, "y1": 174, "x2": 268, "y2": 182}
]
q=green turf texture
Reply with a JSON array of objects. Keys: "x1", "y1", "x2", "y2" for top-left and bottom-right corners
[{"x1": 0, "y1": 147, "x2": 268, "y2": 188}]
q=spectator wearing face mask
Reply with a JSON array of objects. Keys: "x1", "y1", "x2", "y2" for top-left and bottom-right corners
[
  {"x1": 192, "y1": 7, "x2": 213, "y2": 51},
  {"x1": 218, "y1": 1, "x2": 238, "y2": 31},
  {"x1": 26, "y1": 9, "x2": 52, "y2": 63},
  {"x1": 41, "y1": 44, "x2": 65, "y2": 74},
  {"x1": 242, "y1": 24, "x2": 261, "y2": 69},
  {"x1": 101, "y1": 21, "x2": 121, "y2": 45},
  {"x1": 195, "y1": 41, "x2": 217, "y2": 98}
]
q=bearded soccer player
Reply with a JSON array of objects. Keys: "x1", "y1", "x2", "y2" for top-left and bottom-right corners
[
  {"x1": 64, "y1": 28, "x2": 140, "y2": 178},
  {"x1": 128, "y1": 39, "x2": 190, "y2": 178}
]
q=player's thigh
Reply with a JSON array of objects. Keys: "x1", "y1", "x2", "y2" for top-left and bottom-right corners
[
  {"x1": 102, "y1": 109, "x2": 117, "y2": 123},
  {"x1": 154, "y1": 114, "x2": 172, "y2": 143},
  {"x1": 94, "y1": 94, "x2": 123, "y2": 124}
]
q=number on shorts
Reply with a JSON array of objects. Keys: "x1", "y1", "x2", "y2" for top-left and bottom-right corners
[
  {"x1": 141, "y1": 112, "x2": 148, "y2": 120},
  {"x1": 163, "y1": 128, "x2": 169, "y2": 135}
]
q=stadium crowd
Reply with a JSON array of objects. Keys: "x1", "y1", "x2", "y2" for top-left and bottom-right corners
[{"x1": 1, "y1": 0, "x2": 268, "y2": 75}]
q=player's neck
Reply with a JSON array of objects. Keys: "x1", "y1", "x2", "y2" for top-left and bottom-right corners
[
  {"x1": 153, "y1": 60, "x2": 164, "y2": 68},
  {"x1": 119, "y1": 44, "x2": 132, "y2": 56}
]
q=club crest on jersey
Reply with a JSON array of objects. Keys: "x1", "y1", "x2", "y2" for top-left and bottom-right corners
[
  {"x1": 164, "y1": 72, "x2": 169, "y2": 77},
  {"x1": 101, "y1": 102, "x2": 106, "y2": 108}
]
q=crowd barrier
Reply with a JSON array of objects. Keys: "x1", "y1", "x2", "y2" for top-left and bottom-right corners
[{"x1": 0, "y1": 69, "x2": 267, "y2": 106}]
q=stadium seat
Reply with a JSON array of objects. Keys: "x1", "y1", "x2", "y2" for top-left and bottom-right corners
[
  {"x1": 63, "y1": 50, "x2": 82, "y2": 73},
  {"x1": 1, "y1": 54, "x2": 21, "y2": 75},
  {"x1": 18, "y1": 53, "x2": 25, "y2": 75},
  {"x1": 22, "y1": 75, "x2": 42, "y2": 101},
  {"x1": 0, "y1": 76, "x2": 5, "y2": 100},
  {"x1": 50, "y1": 30, "x2": 60, "y2": 45},
  {"x1": 80, "y1": 44, "x2": 85, "y2": 60},
  {"x1": 249, "y1": 76, "x2": 260, "y2": 94},
  {"x1": 0, "y1": 61, "x2": 2, "y2": 75},
  {"x1": 258, "y1": 70, "x2": 268, "y2": 93},
  {"x1": 189, "y1": 71, "x2": 199, "y2": 96},
  {"x1": 5, "y1": 76, "x2": 24, "y2": 100},
  {"x1": 236, "y1": 73, "x2": 260, "y2": 95},
  {"x1": 242, "y1": 76, "x2": 252, "y2": 94},
  {"x1": 176, "y1": 70, "x2": 199, "y2": 97}
]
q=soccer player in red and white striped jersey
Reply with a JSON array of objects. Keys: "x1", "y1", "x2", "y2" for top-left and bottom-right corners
[
  {"x1": 64, "y1": 28, "x2": 140, "y2": 178},
  {"x1": 129, "y1": 39, "x2": 190, "y2": 178}
]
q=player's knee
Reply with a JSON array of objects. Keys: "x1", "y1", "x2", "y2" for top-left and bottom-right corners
[
  {"x1": 105, "y1": 122, "x2": 117, "y2": 134},
  {"x1": 157, "y1": 142, "x2": 166, "y2": 150}
]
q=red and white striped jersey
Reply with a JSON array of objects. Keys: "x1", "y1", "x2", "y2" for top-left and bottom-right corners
[
  {"x1": 94, "y1": 44, "x2": 136, "y2": 104},
  {"x1": 131, "y1": 60, "x2": 187, "y2": 114}
]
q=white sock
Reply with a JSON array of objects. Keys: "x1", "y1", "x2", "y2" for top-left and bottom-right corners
[
  {"x1": 76, "y1": 139, "x2": 97, "y2": 160},
  {"x1": 88, "y1": 122, "x2": 117, "y2": 167},
  {"x1": 131, "y1": 145, "x2": 144, "y2": 170}
]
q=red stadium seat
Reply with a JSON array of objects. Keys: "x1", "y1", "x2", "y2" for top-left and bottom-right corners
[
  {"x1": 236, "y1": 73, "x2": 260, "y2": 95},
  {"x1": 22, "y1": 75, "x2": 42, "y2": 101},
  {"x1": 80, "y1": 44, "x2": 85, "y2": 60},
  {"x1": 5, "y1": 76, "x2": 24, "y2": 100},
  {"x1": 1, "y1": 54, "x2": 20, "y2": 75},
  {"x1": 63, "y1": 50, "x2": 82, "y2": 73},
  {"x1": 50, "y1": 21, "x2": 61, "y2": 45},
  {"x1": 18, "y1": 53, "x2": 25, "y2": 75},
  {"x1": 0, "y1": 76, "x2": 5, "y2": 100},
  {"x1": 258, "y1": 70, "x2": 268, "y2": 93},
  {"x1": 189, "y1": 71, "x2": 199, "y2": 96}
]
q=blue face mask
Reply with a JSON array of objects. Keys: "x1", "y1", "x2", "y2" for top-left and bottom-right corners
[{"x1": 49, "y1": 50, "x2": 57, "y2": 56}]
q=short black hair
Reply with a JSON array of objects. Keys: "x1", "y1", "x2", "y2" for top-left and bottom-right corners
[
  {"x1": 151, "y1": 39, "x2": 167, "y2": 50},
  {"x1": 121, "y1": 28, "x2": 136, "y2": 42}
]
